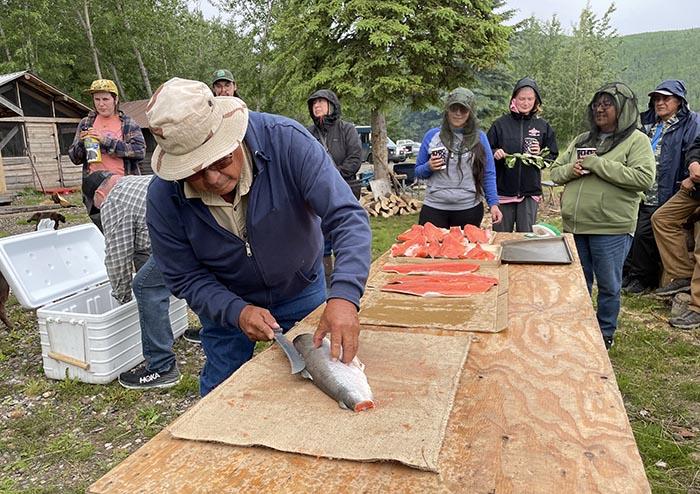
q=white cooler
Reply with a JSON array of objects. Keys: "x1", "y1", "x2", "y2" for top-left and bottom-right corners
[{"x1": 0, "y1": 223, "x2": 188, "y2": 383}]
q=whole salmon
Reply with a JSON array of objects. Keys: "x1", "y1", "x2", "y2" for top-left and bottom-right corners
[{"x1": 292, "y1": 333, "x2": 375, "y2": 412}]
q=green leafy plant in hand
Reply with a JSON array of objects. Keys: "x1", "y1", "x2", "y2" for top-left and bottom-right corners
[{"x1": 504, "y1": 147, "x2": 553, "y2": 169}]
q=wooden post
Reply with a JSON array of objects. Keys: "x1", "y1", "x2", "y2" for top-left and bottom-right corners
[{"x1": 0, "y1": 152, "x2": 7, "y2": 193}]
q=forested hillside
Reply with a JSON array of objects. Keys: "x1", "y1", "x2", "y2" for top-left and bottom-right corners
[{"x1": 615, "y1": 28, "x2": 700, "y2": 110}]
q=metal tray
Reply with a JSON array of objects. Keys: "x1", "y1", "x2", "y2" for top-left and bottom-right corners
[{"x1": 500, "y1": 236, "x2": 574, "y2": 265}]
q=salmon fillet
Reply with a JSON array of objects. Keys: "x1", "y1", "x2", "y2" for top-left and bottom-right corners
[{"x1": 383, "y1": 262, "x2": 480, "y2": 275}]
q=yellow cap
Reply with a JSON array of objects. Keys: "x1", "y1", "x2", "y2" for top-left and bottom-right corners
[{"x1": 87, "y1": 79, "x2": 119, "y2": 97}]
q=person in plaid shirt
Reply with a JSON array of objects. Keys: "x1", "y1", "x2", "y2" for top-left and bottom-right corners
[{"x1": 83, "y1": 171, "x2": 182, "y2": 390}]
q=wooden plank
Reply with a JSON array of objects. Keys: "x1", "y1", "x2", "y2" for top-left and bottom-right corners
[
  {"x1": 88, "y1": 234, "x2": 650, "y2": 494},
  {"x1": 0, "y1": 153, "x2": 6, "y2": 193},
  {"x1": 0, "y1": 116, "x2": 82, "y2": 124},
  {"x1": 0, "y1": 93, "x2": 23, "y2": 116}
]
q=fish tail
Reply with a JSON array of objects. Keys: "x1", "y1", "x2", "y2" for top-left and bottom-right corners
[{"x1": 353, "y1": 400, "x2": 375, "y2": 412}]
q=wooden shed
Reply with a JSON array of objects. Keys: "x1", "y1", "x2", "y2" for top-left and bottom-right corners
[
  {"x1": 0, "y1": 71, "x2": 91, "y2": 192},
  {"x1": 119, "y1": 99, "x2": 156, "y2": 174}
]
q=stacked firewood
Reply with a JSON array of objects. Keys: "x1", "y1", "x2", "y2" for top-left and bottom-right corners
[{"x1": 360, "y1": 193, "x2": 422, "y2": 218}]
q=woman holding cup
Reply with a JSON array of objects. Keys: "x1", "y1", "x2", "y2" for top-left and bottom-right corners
[
  {"x1": 487, "y1": 77, "x2": 558, "y2": 232},
  {"x1": 414, "y1": 88, "x2": 502, "y2": 228},
  {"x1": 549, "y1": 82, "x2": 655, "y2": 349}
]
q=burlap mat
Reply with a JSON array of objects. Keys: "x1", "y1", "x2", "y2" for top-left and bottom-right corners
[
  {"x1": 360, "y1": 264, "x2": 508, "y2": 332},
  {"x1": 168, "y1": 324, "x2": 471, "y2": 472}
]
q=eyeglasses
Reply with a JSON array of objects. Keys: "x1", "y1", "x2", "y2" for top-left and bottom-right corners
[
  {"x1": 187, "y1": 153, "x2": 234, "y2": 181},
  {"x1": 448, "y1": 105, "x2": 469, "y2": 115},
  {"x1": 591, "y1": 100, "x2": 614, "y2": 111}
]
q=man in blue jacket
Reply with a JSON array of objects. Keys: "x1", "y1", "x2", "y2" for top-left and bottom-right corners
[
  {"x1": 623, "y1": 80, "x2": 700, "y2": 294},
  {"x1": 144, "y1": 78, "x2": 372, "y2": 396}
]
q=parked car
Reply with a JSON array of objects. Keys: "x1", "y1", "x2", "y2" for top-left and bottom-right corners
[
  {"x1": 396, "y1": 139, "x2": 421, "y2": 157},
  {"x1": 355, "y1": 125, "x2": 407, "y2": 163}
]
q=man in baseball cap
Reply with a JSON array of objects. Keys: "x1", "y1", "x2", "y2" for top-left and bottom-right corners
[
  {"x1": 210, "y1": 68, "x2": 240, "y2": 97},
  {"x1": 145, "y1": 77, "x2": 371, "y2": 396},
  {"x1": 623, "y1": 80, "x2": 700, "y2": 296}
]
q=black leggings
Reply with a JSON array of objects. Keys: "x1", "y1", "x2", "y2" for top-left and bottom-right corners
[{"x1": 418, "y1": 203, "x2": 484, "y2": 228}]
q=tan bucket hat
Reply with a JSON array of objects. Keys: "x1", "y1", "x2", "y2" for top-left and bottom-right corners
[{"x1": 146, "y1": 77, "x2": 249, "y2": 181}]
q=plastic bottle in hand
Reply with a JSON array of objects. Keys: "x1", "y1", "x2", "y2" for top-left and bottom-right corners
[{"x1": 83, "y1": 128, "x2": 101, "y2": 164}]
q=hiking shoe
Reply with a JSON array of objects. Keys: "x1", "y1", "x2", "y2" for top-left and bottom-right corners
[
  {"x1": 183, "y1": 328, "x2": 201, "y2": 344},
  {"x1": 118, "y1": 364, "x2": 181, "y2": 390},
  {"x1": 621, "y1": 274, "x2": 631, "y2": 289},
  {"x1": 654, "y1": 278, "x2": 691, "y2": 297},
  {"x1": 622, "y1": 278, "x2": 649, "y2": 295},
  {"x1": 670, "y1": 292, "x2": 692, "y2": 318},
  {"x1": 603, "y1": 336, "x2": 614, "y2": 350},
  {"x1": 669, "y1": 309, "x2": 700, "y2": 330}
]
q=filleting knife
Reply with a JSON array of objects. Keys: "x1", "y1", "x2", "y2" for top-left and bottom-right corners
[{"x1": 272, "y1": 329, "x2": 306, "y2": 374}]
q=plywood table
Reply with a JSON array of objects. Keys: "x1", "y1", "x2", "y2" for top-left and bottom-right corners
[{"x1": 89, "y1": 234, "x2": 650, "y2": 494}]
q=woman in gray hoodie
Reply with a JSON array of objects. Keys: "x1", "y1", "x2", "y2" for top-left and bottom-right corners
[{"x1": 414, "y1": 88, "x2": 502, "y2": 228}]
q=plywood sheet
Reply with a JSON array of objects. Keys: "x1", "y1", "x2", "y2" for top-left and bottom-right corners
[
  {"x1": 89, "y1": 235, "x2": 650, "y2": 494},
  {"x1": 361, "y1": 263, "x2": 508, "y2": 332},
  {"x1": 167, "y1": 323, "x2": 471, "y2": 472}
]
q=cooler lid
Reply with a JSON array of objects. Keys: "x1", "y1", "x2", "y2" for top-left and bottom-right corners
[{"x1": 0, "y1": 223, "x2": 108, "y2": 309}]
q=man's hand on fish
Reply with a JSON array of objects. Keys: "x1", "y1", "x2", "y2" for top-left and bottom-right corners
[
  {"x1": 313, "y1": 298, "x2": 360, "y2": 364},
  {"x1": 238, "y1": 305, "x2": 279, "y2": 341}
]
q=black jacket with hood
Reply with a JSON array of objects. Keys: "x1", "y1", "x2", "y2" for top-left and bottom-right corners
[
  {"x1": 640, "y1": 79, "x2": 700, "y2": 205},
  {"x1": 307, "y1": 89, "x2": 362, "y2": 186},
  {"x1": 487, "y1": 78, "x2": 558, "y2": 197}
]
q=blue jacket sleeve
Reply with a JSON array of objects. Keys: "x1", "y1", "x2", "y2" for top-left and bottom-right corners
[
  {"x1": 481, "y1": 132, "x2": 499, "y2": 206},
  {"x1": 415, "y1": 129, "x2": 438, "y2": 179}
]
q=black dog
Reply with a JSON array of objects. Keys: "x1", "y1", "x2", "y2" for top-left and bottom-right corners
[
  {"x1": 27, "y1": 212, "x2": 66, "y2": 230},
  {"x1": 0, "y1": 275, "x2": 11, "y2": 329}
]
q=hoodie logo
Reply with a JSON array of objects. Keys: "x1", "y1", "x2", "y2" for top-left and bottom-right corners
[{"x1": 528, "y1": 128, "x2": 541, "y2": 137}]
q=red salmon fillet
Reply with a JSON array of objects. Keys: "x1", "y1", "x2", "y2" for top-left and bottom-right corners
[
  {"x1": 427, "y1": 240, "x2": 442, "y2": 258},
  {"x1": 383, "y1": 262, "x2": 480, "y2": 275},
  {"x1": 391, "y1": 236, "x2": 424, "y2": 256},
  {"x1": 380, "y1": 276, "x2": 497, "y2": 296},
  {"x1": 439, "y1": 233, "x2": 468, "y2": 259},
  {"x1": 423, "y1": 222, "x2": 447, "y2": 244},
  {"x1": 464, "y1": 244, "x2": 495, "y2": 260},
  {"x1": 464, "y1": 224, "x2": 490, "y2": 243},
  {"x1": 397, "y1": 224, "x2": 425, "y2": 242},
  {"x1": 388, "y1": 273, "x2": 498, "y2": 285}
]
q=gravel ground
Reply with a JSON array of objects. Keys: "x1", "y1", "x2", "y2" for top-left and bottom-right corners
[{"x1": 0, "y1": 192, "x2": 210, "y2": 491}]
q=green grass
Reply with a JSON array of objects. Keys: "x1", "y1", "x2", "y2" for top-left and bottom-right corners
[
  {"x1": 369, "y1": 213, "x2": 418, "y2": 259},
  {"x1": 611, "y1": 281, "x2": 699, "y2": 492}
]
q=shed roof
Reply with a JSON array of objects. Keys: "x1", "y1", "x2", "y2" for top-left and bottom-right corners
[
  {"x1": 119, "y1": 99, "x2": 149, "y2": 128},
  {"x1": 0, "y1": 71, "x2": 90, "y2": 117}
]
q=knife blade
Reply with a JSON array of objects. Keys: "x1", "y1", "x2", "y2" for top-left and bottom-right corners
[{"x1": 272, "y1": 329, "x2": 306, "y2": 374}]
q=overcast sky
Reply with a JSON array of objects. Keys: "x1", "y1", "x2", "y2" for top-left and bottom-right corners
[
  {"x1": 197, "y1": 1, "x2": 698, "y2": 36},
  {"x1": 506, "y1": 0, "x2": 700, "y2": 35}
]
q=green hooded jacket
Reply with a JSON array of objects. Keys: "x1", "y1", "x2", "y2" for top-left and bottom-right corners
[{"x1": 550, "y1": 83, "x2": 655, "y2": 235}]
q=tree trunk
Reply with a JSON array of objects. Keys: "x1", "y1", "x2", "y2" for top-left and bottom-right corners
[
  {"x1": 0, "y1": 24, "x2": 12, "y2": 62},
  {"x1": 370, "y1": 109, "x2": 390, "y2": 180},
  {"x1": 131, "y1": 43, "x2": 152, "y2": 97},
  {"x1": 114, "y1": 0, "x2": 152, "y2": 97},
  {"x1": 110, "y1": 64, "x2": 127, "y2": 101},
  {"x1": 77, "y1": 0, "x2": 102, "y2": 78}
]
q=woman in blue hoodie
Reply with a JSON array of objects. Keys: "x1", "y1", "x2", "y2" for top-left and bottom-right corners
[{"x1": 415, "y1": 88, "x2": 502, "y2": 228}]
